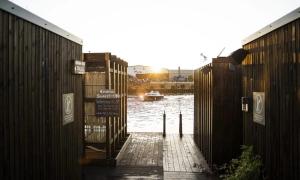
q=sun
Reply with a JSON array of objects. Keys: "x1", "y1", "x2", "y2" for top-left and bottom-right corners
[{"x1": 151, "y1": 66, "x2": 162, "y2": 73}]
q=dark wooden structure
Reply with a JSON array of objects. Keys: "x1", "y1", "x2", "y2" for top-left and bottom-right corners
[
  {"x1": 83, "y1": 53, "x2": 128, "y2": 165},
  {"x1": 194, "y1": 57, "x2": 242, "y2": 167},
  {"x1": 0, "y1": 1, "x2": 83, "y2": 180},
  {"x1": 241, "y1": 7, "x2": 300, "y2": 179}
]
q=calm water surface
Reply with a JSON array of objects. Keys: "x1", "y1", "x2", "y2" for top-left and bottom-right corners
[{"x1": 127, "y1": 95, "x2": 194, "y2": 134}]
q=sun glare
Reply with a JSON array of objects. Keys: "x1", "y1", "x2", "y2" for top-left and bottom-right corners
[{"x1": 151, "y1": 66, "x2": 161, "y2": 73}]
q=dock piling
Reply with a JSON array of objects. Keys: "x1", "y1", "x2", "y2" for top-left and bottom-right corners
[
  {"x1": 179, "y1": 112, "x2": 182, "y2": 137},
  {"x1": 163, "y1": 111, "x2": 166, "y2": 137}
]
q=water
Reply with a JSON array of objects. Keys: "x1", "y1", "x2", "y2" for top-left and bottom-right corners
[{"x1": 127, "y1": 95, "x2": 194, "y2": 134}]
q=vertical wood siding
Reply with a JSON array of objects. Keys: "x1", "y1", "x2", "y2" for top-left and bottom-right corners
[
  {"x1": 242, "y1": 18, "x2": 300, "y2": 179},
  {"x1": 0, "y1": 10, "x2": 83, "y2": 180},
  {"x1": 194, "y1": 58, "x2": 242, "y2": 167}
]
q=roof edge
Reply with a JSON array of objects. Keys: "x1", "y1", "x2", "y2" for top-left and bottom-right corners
[
  {"x1": 0, "y1": 1, "x2": 83, "y2": 45},
  {"x1": 242, "y1": 7, "x2": 300, "y2": 45}
]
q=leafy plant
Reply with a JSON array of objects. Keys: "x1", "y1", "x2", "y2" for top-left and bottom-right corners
[{"x1": 219, "y1": 145, "x2": 262, "y2": 180}]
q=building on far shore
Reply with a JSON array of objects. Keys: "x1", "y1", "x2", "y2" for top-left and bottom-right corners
[
  {"x1": 128, "y1": 65, "x2": 193, "y2": 82},
  {"x1": 168, "y1": 67, "x2": 194, "y2": 82},
  {"x1": 128, "y1": 65, "x2": 194, "y2": 94},
  {"x1": 128, "y1": 65, "x2": 152, "y2": 77}
]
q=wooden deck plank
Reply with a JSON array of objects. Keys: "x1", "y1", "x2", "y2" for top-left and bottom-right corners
[
  {"x1": 162, "y1": 134, "x2": 211, "y2": 173},
  {"x1": 85, "y1": 133, "x2": 215, "y2": 180},
  {"x1": 118, "y1": 134, "x2": 138, "y2": 166},
  {"x1": 186, "y1": 134, "x2": 211, "y2": 173},
  {"x1": 164, "y1": 172, "x2": 216, "y2": 180},
  {"x1": 116, "y1": 133, "x2": 211, "y2": 173},
  {"x1": 178, "y1": 135, "x2": 193, "y2": 172},
  {"x1": 118, "y1": 133, "x2": 163, "y2": 167},
  {"x1": 182, "y1": 135, "x2": 202, "y2": 172},
  {"x1": 157, "y1": 136, "x2": 164, "y2": 167},
  {"x1": 167, "y1": 134, "x2": 176, "y2": 171},
  {"x1": 163, "y1": 136, "x2": 170, "y2": 171},
  {"x1": 127, "y1": 134, "x2": 140, "y2": 166},
  {"x1": 187, "y1": 135, "x2": 209, "y2": 165},
  {"x1": 176, "y1": 135, "x2": 193, "y2": 172},
  {"x1": 170, "y1": 135, "x2": 180, "y2": 171},
  {"x1": 172, "y1": 134, "x2": 187, "y2": 172}
]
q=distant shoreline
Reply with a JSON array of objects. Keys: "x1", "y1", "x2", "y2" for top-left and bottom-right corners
[{"x1": 128, "y1": 89, "x2": 194, "y2": 96}]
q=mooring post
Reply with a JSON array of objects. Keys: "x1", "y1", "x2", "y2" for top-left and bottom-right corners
[
  {"x1": 179, "y1": 111, "x2": 182, "y2": 138},
  {"x1": 163, "y1": 111, "x2": 166, "y2": 137}
]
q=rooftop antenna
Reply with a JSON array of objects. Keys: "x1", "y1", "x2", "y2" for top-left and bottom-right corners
[
  {"x1": 217, "y1": 47, "x2": 225, "y2": 57},
  {"x1": 200, "y1": 53, "x2": 207, "y2": 61}
]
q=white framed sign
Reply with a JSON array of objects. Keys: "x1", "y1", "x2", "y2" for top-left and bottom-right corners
[
  {"x1": 253, "y1": 92, "x2": 265, "y2": 126},
  {"x1": 72, "y1": 60, "x2": 85, "y2": 74},
  {"x1": 62, "y1": 93, "x2": 74, "y2": 125}
]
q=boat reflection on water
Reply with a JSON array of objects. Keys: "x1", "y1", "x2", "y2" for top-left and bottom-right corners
[{"x1": 143, "y1": 91, "x2": 164, "y2": 101}]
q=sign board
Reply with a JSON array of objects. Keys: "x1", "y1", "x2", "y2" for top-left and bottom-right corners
[
  {"x1": 62, "y1": 93, "x2": 74, "y2": 125},
  {"x1": 95, "y1": 90, "x2": 120, "y2": 117},
  {"x1": 72, "y1": 60, "x2": 85, "y2": 74},
  {"x1": 253, "y1": 92, "x2": 265, "y2": 125}
]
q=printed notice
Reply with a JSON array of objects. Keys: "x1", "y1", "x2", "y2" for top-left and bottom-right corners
[{"x1": 95, "y1": 90, "x2": 120, "y2": 117}]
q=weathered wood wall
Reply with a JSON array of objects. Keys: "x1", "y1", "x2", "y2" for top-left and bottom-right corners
[
  {"x1": 242, "y1": 17, "x2": 300, "y2": 179},
  {"x1": 194, "y1": 58, "x2": 242, "y2": 167},
  {"x1": 83, "y1": 53, "x2": 128, "y2": 164},
  {"x1": 0, "y1": 7, "x2": 83, "y2": 180}
]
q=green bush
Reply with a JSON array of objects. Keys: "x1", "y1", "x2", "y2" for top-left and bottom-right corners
[{"x1": 219, "y1": 145, "x2": 262, "y2": 180}]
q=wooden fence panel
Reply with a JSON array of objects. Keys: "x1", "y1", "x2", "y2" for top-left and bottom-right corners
[{"x1": 194, "y1": 58, "x2": 242, "y2": 167}]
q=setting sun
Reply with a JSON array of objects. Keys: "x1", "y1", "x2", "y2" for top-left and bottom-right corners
[{"x1": 151, "y1": 66, "x2": 162, "y2": 73}]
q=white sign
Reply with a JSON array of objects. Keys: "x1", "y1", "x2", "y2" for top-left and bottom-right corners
[
  {"x1": 72, "y1": 60, "x2": 85, "y2": 74},
  {"x1": 63, "y1": 93, "x2": 74, "y2": 125},
  {"x1": 253, "y1": 92, "x2": 265, "y2": 125}
]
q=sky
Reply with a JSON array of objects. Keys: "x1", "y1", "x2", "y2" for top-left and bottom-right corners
[{"x1": 10, "y1": 0, "x2": 300, "y2": 69}]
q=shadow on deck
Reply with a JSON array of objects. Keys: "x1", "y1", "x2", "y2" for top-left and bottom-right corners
[{"x1": 83, "y1": 133, "x2": 217, "y2": 180}]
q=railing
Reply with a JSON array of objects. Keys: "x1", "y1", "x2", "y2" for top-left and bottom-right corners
[{"x1": 85, "y1": 115, "x2": 106, "y2": 143}]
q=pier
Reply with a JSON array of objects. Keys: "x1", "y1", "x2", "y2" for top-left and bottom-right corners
[
  {"x1": 2, "y1": 0, "x2": 300, "y2": 179},
  {"x1": 83, "y1": 133, "x2": 215, "y2": 179}
]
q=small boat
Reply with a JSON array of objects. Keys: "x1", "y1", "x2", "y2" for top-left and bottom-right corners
[{"x1": 143, "y1": 91, "x2": 164, "y2": 101}]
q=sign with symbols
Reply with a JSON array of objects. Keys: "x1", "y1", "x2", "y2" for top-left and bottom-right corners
[
  {"x1": 253, "y1": 92, "x2": 265, "y2": 125},
  {"x1": 62, "y1": 93, "x2": 74, "y2": 125},
  {"x1": 95, "y1": 90, "x2": 120, "y2": 117}
]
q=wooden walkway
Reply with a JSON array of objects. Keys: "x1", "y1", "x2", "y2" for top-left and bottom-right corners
[
  {"x1": 163, "y1": 134, "x2": 210, "y2": 173},
  {"x1": 83, "y1": 133, "x2": 216, "y2": 180},
  {"x1": 118, "y1": 133, "x2": 163, "y2": 167}
]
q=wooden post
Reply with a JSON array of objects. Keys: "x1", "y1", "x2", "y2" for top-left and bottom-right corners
[
  {"x1": 106, "y1": 117, "x2": 111, "y2": 159},
  {"x1": 179, "y1": 112, "x2": 183, "y2": 138},
  {"x1": 105, "y1": 54, "x2": 112, "y2": 160},
  {"x1": 163, "y1": 111, "x2": 166, "y2": 137}
]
